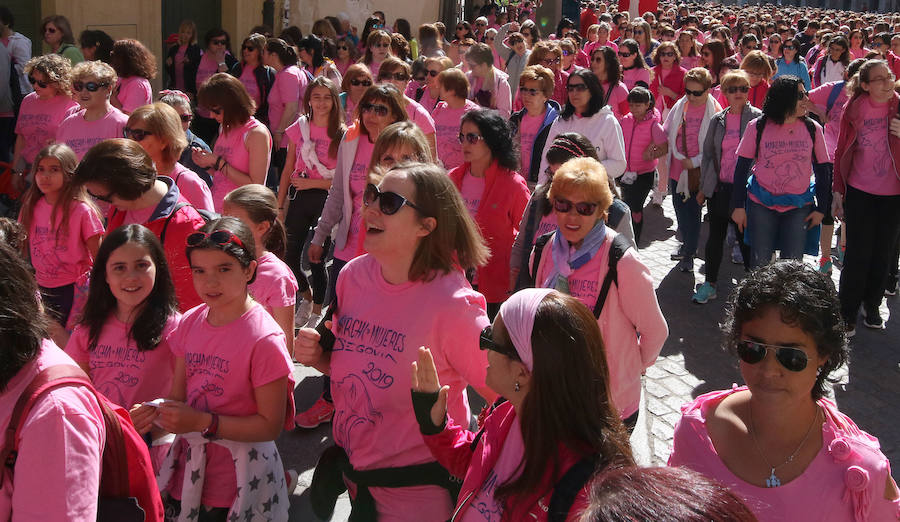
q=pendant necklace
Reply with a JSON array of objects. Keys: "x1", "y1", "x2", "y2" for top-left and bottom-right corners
[{"x1": 748, "y1": 402, "x2": 820, "y2": 488}]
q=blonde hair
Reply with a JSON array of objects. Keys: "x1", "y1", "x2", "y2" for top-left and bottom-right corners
[
  {"x1": 70, "y1": 60, "x2": 117, "y2": 86},
  {"x1": 548, "y1": 157, "x2": 614, "y2": 220},
  {"x1": 368, "y1": 121, "x2": 432, "y2": 173},
  {"x1": 684, "y1": 67, "x2": 713, "y2": 90},
  {"x1": 24, "y1": 54, "x2": 73, "y2": 96},
  {"x1": 519, "y1": 65, "x2": 555, "y2": 97},
  {"x1": 740, "y1": 50, "x2": 773, "y2": 79},
  {"x1": 127, "y1": 103, "x2": 188, "y2": 163}
]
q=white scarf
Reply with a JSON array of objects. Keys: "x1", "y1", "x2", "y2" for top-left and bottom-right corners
[{"x1": 298, "y1": 115, "x2": 335, "y2": 179}]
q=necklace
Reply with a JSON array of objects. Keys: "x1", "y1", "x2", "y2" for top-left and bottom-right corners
[{"x1": 748, "y1": 402, "x2": 820, "y2": 488}]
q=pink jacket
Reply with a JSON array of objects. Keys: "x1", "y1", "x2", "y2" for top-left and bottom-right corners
[
  {"x1": 832, "y1": 92, "x2": 900, "y2": 195},
  {"x1": 423, "y1": 401, "x2": 589, "y2": 521},
  {"x1": 535, "y1": 230, "x2": 667, "y2": 417}
]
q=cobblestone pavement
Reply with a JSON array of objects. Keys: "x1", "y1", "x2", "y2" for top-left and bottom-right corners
[{"x1": 279, "y1": 195, "x2": 900, "y2": 520}]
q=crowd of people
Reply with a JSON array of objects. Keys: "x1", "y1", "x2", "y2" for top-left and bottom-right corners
[{"x1": 1, "y1": 0, "x2": 899, "y2": 520}]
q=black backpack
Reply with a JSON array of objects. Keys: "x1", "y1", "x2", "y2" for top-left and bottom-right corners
[
  {"x1": 530, "y1": 232, "x2": 632, "y2": 318},
  {"x1": 753, "y1": 114, "x2": 820, "y2": 163}
]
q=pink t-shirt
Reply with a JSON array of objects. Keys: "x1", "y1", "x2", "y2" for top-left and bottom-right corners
[
  {"x1": 602, "y1": 82, "x2": 629, "y2": 119},
  {"x1": 268, "y1": 65, "x2": 308, "y2": 146},
  {"x1": 25, "y1": 198, "x2": 104, "y2": 288},
  {"x1": 174, "y1": 45, "x2": 187, "y2": 91},
  {"x1": 622, "y1": 67, "x2": 651, "y2": 90},
  {"x1": 669, "y1": 386, "x2": 900, "y2": 522},
  {"x1": 533, "y1": 212, "x2": 558, "y2": 240},
  {"x1": 168, "y1": 302, "x2": 293, "y2": 508},
  {"x1": 622, "y1": 112, "x2": 666, "y2": 174},
  {"x1": 55, "y1": 106, "x2": 129, "y2": 160},
  {"x1": 0, "y1": 340, "x2": 105, "y2": 521},
  {"x1": 419, "y1": 88, "x2": 440, "y2": 114},
  {"x1": 406, "y1": 99, "x2": 436, "y2": 136},
  {"x1": 239, "y1": 65, "x2": 262, "y2": 109},
  {"x1": 285, "y1": 119, "x2": 336, "y2": 180},
  {"x1": 846, "y1": 96, "x2": 900, "y2": 196},
  {"x1": 334, "y1": 136, "x2": 374, "y2": 262},
  {"x1": 15, "y1": 92, "x2": 79, "y2": 164},
  {"x1": 194, "y1": 53, "x2": 220, "y2": 118},
  {"x1": 518, "y1": 110, "x2": 545, "y2": 174},
  {"x1": 330, "y1": 254, "x2": 489, "y2": 520},
  {"x1": 737, "y1": 117, "x2": 830, "y2": 211},
  {"x1": 808, "y1": 81, "x2": 848, "y2": 154},
  {"x1": 460, "y1": 172, "x2": 485, "y2": 216},
  {"x1": 344, "y1": 96, "x2": 359, "y2": 123},
  {"x1": 248, "y1": 251, "x2": 299, "y2": 315},
  {"x1": 64, "y1": 314, "x2": 180, "y2": 408},
  {"x1": 211, "y1": 117, "x2": 269, "y2": 212},
  {"x1": 167, "y1": 163, "x2": 215, "y2": 212},
  {"x1": 670, "y1": 102, "x2": 705, "y2": 182},
  {"x1": 432, "y1": 99, "x2": 480, "y2": 170},
  {"x1": 719, "y1": 112, "x2": 743, "y2": 183},
  {"x1": 115, "y1": 76, "x2": 152, "y2": 114},
  {"x1": 459, "y1": 417, "x2": 525, "y2": 522},
  {"x1": 681, "y1": 55, "x2": 702, "y2": 70},
  {"x1": 121, "y1": 203, "x2": 157, "y2": 227}
]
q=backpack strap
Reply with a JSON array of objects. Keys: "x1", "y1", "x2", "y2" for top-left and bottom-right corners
[
  {"x1": 547, "y1": 455, "x2": 598, "y2": 522},
  {"x1": 592, "y1": 234, "x2": 632, "y2": 319},
  {"x1": 826, "y1": 81, "x2": 844, "y2": 116},
  {"x1": 159, "y1": 201, "x2": 191, "y2": 245},
  {"x1": 753, "y1": 114, "x2": 767, "y2": 161},
  {"x1": 801, "y1": 116, "x2": 819, "y2": 163},
  {"x1": 414, "y1": 85, "x2": 425, "y2": 103},
  {"x1": 530, "y1": 232, "x2": 556, "y2": 287}
]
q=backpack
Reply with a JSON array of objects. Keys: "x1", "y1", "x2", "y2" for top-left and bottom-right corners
[
  {"x1": 530, "y1": 232, "x2": 632, "y2": 318},
  {"x1": 753, "y1": 114, "x2": 820, "y2": 163},
  {"x1": 159, "y1": 201, "x2": 216, "y2": 244},
  {"x1": 0, "y1": 365, "x2": 163, "y2": 521}
]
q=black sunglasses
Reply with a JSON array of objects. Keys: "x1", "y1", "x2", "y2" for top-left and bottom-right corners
[
  {"x1": 87, "y1": 188, "x2": 114, "y2": 203},
  {"x1": 618, "y1": 51, "x2": 633, "y2": 58},
  {"x1": 726, "y1": 85, "x2": 750, "y2": 94},
  {"x1": 566, "y1": 83, "x2": 589, "y2": 92},
  {"x1": 782, "y1": 45, "x2": 796, "y2": 50},
  {"x1": 658, "y1": 51, "x2": 676, "y2": 57},
  {"x1": 180, "y1": 113, "x2": 194, "y2": 123},
  {"x1": 553, "y1": 198, "x2": 598, "y2": 216},
  {"x1": 479, "y1": 326, "x2": 520, "y2": 360},
  {"x1": 351, "y1": 79, "x2": 373, "y2": 87},
  {"x1": 458, "y1": 132, "x2": 485, "y2": 145},
  {"x1": 211, "y1": 39, "x2": 227, "y2": 46},
  {"x1": 337, "y1": 45, "x2": 350, "y2": 51},
  {"x1": 242, "y1": 45, "x2": 256, "y2": 51},
  {"x1": 124, "y1": 127, "x2": 154, "y2": 141},
  {"x1": 426, "y1": 69, "x2": 440, "y2": 77},
  {"x1": 72, "y1": 81, "x2": 109, "y2": 92},
  {"x1": 685, "y1": 87, "x2": 707, "y2": 97},
  {"x1": 361, "y1": 103, "x2": 390, "y2": 116},
  {"x1": 379, "y1": 72, "x2": 410, "y2": 82},
  {"x1": 28, "y1": 75, "x2": 48, "y2": 88},
  {"x1": 363, "y1": 183, "x2": 427, "y2": 215},
  {"x1": 736, "y1": 339, "x2": 809, "y2": 372},
  {"x1": 797, "y1": 90, "x2": 809, "y2": 100},
  {"x1": 186, "y1": 229, "x2": 247, "y2": 250}
]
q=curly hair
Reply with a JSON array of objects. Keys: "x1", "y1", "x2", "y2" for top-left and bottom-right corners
[
  {"x1": 722, "y1": 261, "x2": 848, "y2": 401},
  {"x1": 70, "y1": 60, "x2": 117, "y2": 87},
  {"x1": 24, "y1": 54, "x2": 73, "y2": 95},
  {"x1": 761, "y1": 75, "x2": 805, "y2": 125},
  {"x1": 460, "y1": 108, "x2": 519, "y2": 172},
  {"x1": 109, "y1": 39, "x2": 157, "y2": 80}
]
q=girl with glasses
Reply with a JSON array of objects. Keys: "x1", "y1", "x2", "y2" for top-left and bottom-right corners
[
  {"x1": 812, "y1": 35, "x2": 850, "y2": 88},
  {"x1": 295, "y1": 162, "x2": 496, "y2": 520},
  {"x1": 773, "y1": 36, "x2": 812, "y2": 91},
  {"x1": 533, "y1": 157, "x2": 667, "y2": 431},
  {"x1": 231, "y1": 33, "x2": 275, "y2": 127},
  {"x1": 55, "y1": 60, "x2": 128, "y2": 161},
  {"x1": 109, "y1": 39, "x2": 156, "y2": 115},
  {"x1": 431, "y1": 68, "x2": 480, "y2": 170},
  {"x1": 739, "y1": 51, "x2": 774, "y2": 109},
  {"x1": 164, "y1": 20, "x2": 200, "y2": 98},
  {"x1": 670, "y1": 261, "x2": 899, "y2": 521},
  {"x1": 409, "y1": 288, "x2": 635, "y2": 521}
]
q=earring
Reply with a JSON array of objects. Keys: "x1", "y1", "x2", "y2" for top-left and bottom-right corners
[{"x1": 514, "y1": 382, "x2": 520, "y2": 392}]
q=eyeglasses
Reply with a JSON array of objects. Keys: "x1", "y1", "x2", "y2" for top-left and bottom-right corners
[
  {"x1": 617, "y1": 51, "x2": 633, "y2": 58},
  {"x1": 479, "y1": 326, "x2": 520, "y2": 360},
  {"x1": 379, "y1": 72, "x2": 410, "y2": 82},
  {"x1": 736, "y1": 339, "x2": 809, "y2": 372},
  {"x1": 658, "y1": 51, "x2": 675, "y2": 57},
  {"x1": 209, "y1": 106, "x2": 223, "y2": 115},
  {"x1": 426, "y1": 69, "x2": 440, "y2": 77},
  {"x1": 519, "y1": 86, "x2": 542, "y2": 96},
  {"x1": 124, "y1": 127, "x2": 154, "y2": 141},
  {"x1": 743, "y1": 45, "x2": 758, "y2": 51},
  {"x1": 458, "y1": 132, "x2": 485, "y2": 145},
  {"x1": 561, "y1": 50, "x2": 572, "y2": 56},
  {"x1": 72, "y1": 81, "x2": 109, "y2": 92},
  {"x1": 361, "y1": 103, "x2": 390, "y2": 116},
  {"x1": 87, "y1": 188, "x2": 114, "y2": 203},
  {"x1": 179, "y1": 113, "x2": 194, "y2": 123},
  {"x1": 553, "y1": 197, "x2": 598, "y2": 216},
  {"x1": 363, "y1": 183, "x2": 426, "y2": 215},
  {"x1": 797, "y1": 90, "x2": 809, "y2": 100},
  {"x1": 725, "y1": 85, "x2": 750, "y2": 94},
  {"x1": 476, "y1": 22, "x2": 487, "y2": 27},
  {"x1": 44, "y1": 27, "x2": 57, "y2": 34},
  {"x1": 866, "y1": 75, "x2": 896, "y2": 84},
  {"x1": 187, "y1": 230, "x2": 247, "y2": 250},
  {"x1": 541, "y1": 58, "x2": 561, "y2": 65},
  {"x1": 242, "y1": 45, "x2": 256, "y2": 51},
  {"x1": 351, "y1": 79, "x2": 373, "y2": 87},
  {"x1": 566, "y1": 83, "x2": 589, "y2": 92},
  {"x1": 685, "y1": 87, "x2": 707, "y2": 97},
  {"x1": 28, "y1": 75, "x2": 48, "y2": 88},
  {"x1": 211, "y1": 39, "x2": 227, "y2": 46}
]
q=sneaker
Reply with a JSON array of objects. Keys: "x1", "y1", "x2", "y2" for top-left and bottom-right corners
[
  {"x1": 692, "y1": 282, "x2": 717, "y2": 304},
  {"x1": 671, "y1": 246, "x2": 685, "y2": 261},
  {"x1": 294, "y1": 298, "x2": 313, "y2": 328},
  {"x1": 304, "y1": 313, "x2": 322, "y2": 329},
  {"x1": 285, "y1": 469, "x2": 299, "y2": 493},
  {"x1": 294, "y1": 397, "x2": 335, "y2": 428},
  {"x1": 731, "y1": 244, "x2": 744, "y2": 265},
  {"x1": 818, "y1": 256, "x2": 833, "y2": 276},
  {"x1": 676, "y1": 257, "x2": 694, "y2": 272},
  {"x1": 863, "y1": 307, "x2": 885, "y2": 329},
  {"x1": 886, "y1": 278, "x2": 899, "y2": 297}
]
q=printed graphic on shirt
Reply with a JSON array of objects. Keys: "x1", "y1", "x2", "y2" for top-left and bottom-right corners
[
  {"x1": 857, "y1": 116, "x2": 891, "y2": 179},
  {"x1": 332, "y1": 373, "x2": 383, "y2": 455},
  {"x1": 30, "y1": 225, "x2": 67, "y2": 280}
]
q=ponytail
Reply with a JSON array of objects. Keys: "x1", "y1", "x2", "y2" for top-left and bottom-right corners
[{"x1": 223, "y1": 185, "x2": 287, "y2": 259}]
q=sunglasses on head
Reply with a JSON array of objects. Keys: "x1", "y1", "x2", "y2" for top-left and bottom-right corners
[
  {"x1": 736, "y1": 339, "x2": 809, "y2": 372},
  {"x1": 553, "y1": 198, "x2": 598, "y2": 216},
  {"x1": 458, "y1": 132, "x2": 485, "y2": 145},
  {"x1": 685, "y1": 87, "x2": 707, "y2": 97},
  {"x1": 519, "y1": 86, "x2": 542, "y2": 96},
  {"x1": 618, "y1": 51, "x2": 633, "y2": 58},
  {"x1": 379, "y1": 72, "x2": 410, "y2": 82},
  {"x1": 566, "y1": 83, "x2": 588, "y2": 92},
  {"x1": 124, "y1": 127, "x2": 154, "y2": 141},
  {"x1": 363, "y1": 183, "x2": 426, "y2": 215},
  {"x1": 479, "y1": 326, "x2": 520, "y2": 360},
  {"x1": 186, "y1": 229, "x2": 247, "y2": 250},
  {"x1": 361, "y1": 103, "x2": 390, "y2": 116},
  {"x1": 351, "y1": 78, "x2": 373, "y2": 87},
  {"x1": 72, "y1": 81, "x2": 109, "y2": 92},
  {"x1": 726, "y1": 85, "x2": 750, "y2": 94},
  {"x1": 28, "y1": 75, "x2": 49, "y2": 88}
]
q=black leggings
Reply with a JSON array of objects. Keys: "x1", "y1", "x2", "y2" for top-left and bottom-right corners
[
  {"x1": 40, "y1": 283, "x2": 75, "y2": 326},
  {"x1": 285, "y1": 188, "x2": 330, "y2": 305},
  {"x1": 704, "y1": 183, "x2": 750, "y2": 283},
  {"x1": 619, "y1": 171, "x2": 655, "y2": 244}
]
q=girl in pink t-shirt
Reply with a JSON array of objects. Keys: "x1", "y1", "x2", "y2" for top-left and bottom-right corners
[
  {"x1": 223, "y1": 185, "x2": 298, "y2": 358},
  {"x1": 151, "y1": 217, "x2": 295, "y2": 515},
  {"x1": 109, "y1": 39, "x2": 156, "y2": 115},
  {"x1": 18, "y1": 144, "x2": 104, "y2": 346},
  {"x1": 65, "y1": 224, "x2": 180, "y2": 471}
]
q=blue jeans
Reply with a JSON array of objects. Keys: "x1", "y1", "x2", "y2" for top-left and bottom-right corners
[
  {"x1": 669, "y1": 179, "x2": 701, "y2": 258},
  {"x1": 746, "y1": 200, "x2": 808, "y2": 268}
]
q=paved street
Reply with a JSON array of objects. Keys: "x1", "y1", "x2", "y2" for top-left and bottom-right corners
[{"x1": 279, "y1": 195, "x2": 900, "y2": 520}]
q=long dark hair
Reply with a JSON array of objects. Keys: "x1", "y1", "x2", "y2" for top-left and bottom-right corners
[
  {"x1": 304, "y1": 76, "x2": 346, "y2": 159},
  {"x1": 0, "y1": 242, "x2": 49, "y2": 390},
  {"x1": 299, "y1": 34, "x2": 326, "y2": 70},
  {"x1": 495, "y1": 291, "x2": 634, "y2": 501},
  {"x1": 460, "y1": 109, "x2": 519, "y2": 172},
  {"x1": 81, "y1": 224, "x2": 178, "y2": 353},
  {"x1": 560, "y1": 69, "x2": 605, "y2": 119},
  {"x1": 761, "y1": 75, "x2": 805, "y2": 125}
]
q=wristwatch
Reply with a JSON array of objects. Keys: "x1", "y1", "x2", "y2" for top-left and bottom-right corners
[{"x1": 202, "y1": 413, "x2": 219, "y2": 439}]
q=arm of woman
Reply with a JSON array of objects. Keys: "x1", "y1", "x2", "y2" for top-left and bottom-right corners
[
  {"x1": 509, "y1": 196, "x2": 536, "y2": 291},
  {"x1": 496, "y1": 77, "x2": 512, "y2": 118},
  {"x1": 223, "y1": 125, "x2": 270, "y2": 186},
  {"x1": 276, "y1": 101, "x2": 299, "y2": 143},
  {"x1": 85, "y1": 233, "x2": 102, "y2": 259},
  {"x1": 616, "y1": 253, "x2": 668, "y2": 369},
  {"x1": 271, "y1": 305, "x2": 295, "y2": 358},
  {"x1": 599, "y1": 118, "x2": 627, "y2": 179},
  {"x1": 311, "y1": 140, "x2": 349, "y2": 247},
  {"x1": 277, "y1": 142, "x2": 298, "y2": 211},
  {"x1": 12, "y1": 134, "x2": 24, "y2": 172}
]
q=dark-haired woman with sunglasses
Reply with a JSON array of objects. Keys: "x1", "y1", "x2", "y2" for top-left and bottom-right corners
[
  {"x1": 191, "y1": 28, "x2": 238, "y2": 144},
  {"x1": 296, "y1": 162, "x2": 497, "y2": 520},
  {"x1": 230, "y1": 33, "x2": 275, "y2": 127},
  {"x1": 334, "y1": 36, "x2": 360, "y2": 77},
  {"x1": 773, "y1": 37, "x2": 812, "y2": 90},
  {"x1": 670, "y1": 260, "x2": 900, "y2": 521},
  {"x1": 55, "y1": 61, "x2": 128, "y2": 161},
  {"x1": 533, "y1": 157, "x2": 666, "y2": 430},
  {"x1": 617, "y1": 39, "x2": 651, "y2": 90}
]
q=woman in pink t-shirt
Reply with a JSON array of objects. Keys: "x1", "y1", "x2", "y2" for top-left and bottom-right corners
[
  {"x1": 12, "y1": 55, "x2": 79, "y2": 174},
  {"x1": 340, "y1": 64, "x2": 375, "y2": 123},
  {"x1": 618, "y1": 40, "x2": 652, "y2": 90},
  {"x1": 192, "y1": 73, "x2": 272, "y2": 212},
  {"x1": 18, "y1": 144, "x2": 104, "y2": 347},
  {"x1": 360, "y1": 29, "x2": 394, "y2": 79},
  {"x1": 590, "y1": 46, "x2": 630, "y2": 119},
  {"x1": 677, "y1": 29, "x2": 702, "y2": 71},
  {"x1": 832, "y1": 60, "x2": 900, "y2": 333},
  {"x1": 126, "y1": 103, "x2": 215, "y2": 212},
  {"x1": 669, "y1": 261, "x2": 900, "y2": 522},
  {"x1": 109, "y1": 39, "x2": 155, "y2": 115},
  {"x1": 151, "y1": 217, "x2": 294, "y2": 517},
  {"x1": 232, "y1": 33, "x2": 275, "y2": 127},
  {"x1": 263, "y1": 38, "x2": 307, "y2": 154},
  {"x1": 334, "y1": 36, "x2": 360, "y2": 78},
  {"x1": 65, "y1": 224, "x2": 179, "y2": 471},
  {"x1": 432, "y1": 68, "x2": 481, "y2": 170},
  {"x1": 295, "y1": 163, "x2": 498, "y2": 520},
  {"x1": 410, "y1": 289, "x2": 635, "y2": 521}
]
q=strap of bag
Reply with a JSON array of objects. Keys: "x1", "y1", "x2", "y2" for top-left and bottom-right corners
[
  {"x1": 753, "y1": 114, "x2": 767, "y2": 161},
  {"x1": 547, "y1": 455, "x2": 599, "y2": 522},
  {"x1": 826, "y1": 81, "x2": 844, "y2": 115},
  {"x1": 159, "y1": 201, "x2": 191, "y2": 245},
  {"x1": 680, "y1": 110, "x2": 690, "y2": 157},
  {"x1": 530, "y1": 231, "x2": 556, "y2": 286},
  {"x1": 592, "y1": 234, "x2": 631, "y2": 319}
]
